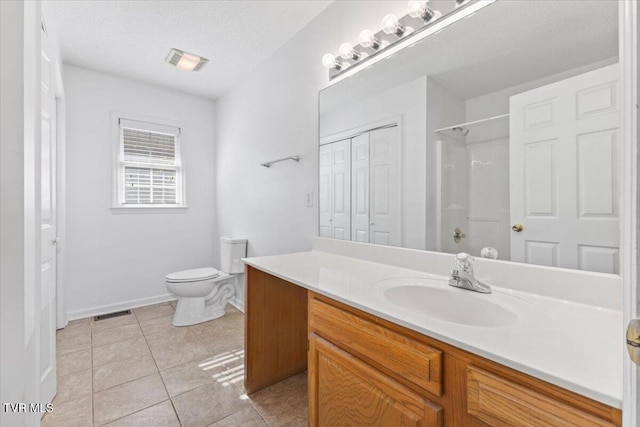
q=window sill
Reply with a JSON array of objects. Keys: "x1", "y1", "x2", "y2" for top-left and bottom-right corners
[{"x1": 111, "y1": 205, "x2": 189, "y2": 214}]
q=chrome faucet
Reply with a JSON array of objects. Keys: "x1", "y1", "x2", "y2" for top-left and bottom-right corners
[{"x1": 449, "y1": 253, "x2": 491, "y2": 294}]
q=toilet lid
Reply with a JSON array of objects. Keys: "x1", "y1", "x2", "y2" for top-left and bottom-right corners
[{"x1": 166, "y1": 267, "x2": 220, "y2": 283}]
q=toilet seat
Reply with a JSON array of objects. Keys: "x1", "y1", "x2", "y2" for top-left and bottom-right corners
[{"x1": 166, "y1": 267, "x2": 220, "y2": 283}]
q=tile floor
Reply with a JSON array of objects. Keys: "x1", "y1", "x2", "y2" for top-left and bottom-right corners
[{"x1": 43, "y1": 302, "x2": 308, "y2": 427}]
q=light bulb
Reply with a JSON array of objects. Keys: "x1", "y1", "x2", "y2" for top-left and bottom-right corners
[
  {"x1": 322, "y1": 53, "x2": 339, "y2": 70},
  {"x1": 339, "y1": 42, "x2": 360, "y2": 60},
  {"x1": 407, "y1": 0, "x2": 439, "y2": 22},
  {"x1": 407, "y1": 1, "x2": 428, "y2": 18},
  {"x1": 359, "y1": 29, "x2": 380, "y2": 49},
  {"x1": 382, "y1": 14, "x2": 404, "y2": 37}
]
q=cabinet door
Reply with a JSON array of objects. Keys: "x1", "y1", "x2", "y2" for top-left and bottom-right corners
[
  {"x1": 467, "y1": 366, "x2": 616, "y2": 427},
  {"x1": 309, "y1": 334, "x2": 441, "y2": 427}
]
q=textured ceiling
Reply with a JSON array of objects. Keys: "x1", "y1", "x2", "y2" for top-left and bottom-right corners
[{"x1": 44, "y1": 0, "x2": 332, "y2": 99}]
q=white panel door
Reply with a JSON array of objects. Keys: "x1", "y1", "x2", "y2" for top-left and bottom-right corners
[
  {"x1": 351, "y1": 133, "x2": 369, "y2": 242},
  {"x1": 318, "y1": 144, "x2": 332, "y2": 238},
  {"x1": 369, "y1": 127, "x2": 401, "y2": 246},
  {"x1": 510, "y1": 64, "x2": 620, "y2": 272},
  {"x1": 319, "y1": 140, "x2": 351, "y2": 240},
  {"x1": 40, "y1": 28, "x2": 57, "y2": 403},
  {"x1": 330, "y1": 139, "x2": 351, "y2": 240}
]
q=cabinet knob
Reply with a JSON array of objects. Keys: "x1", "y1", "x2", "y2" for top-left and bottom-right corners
[{"x1": 512, "y1": 224, "x2": 524, "y2": 232}]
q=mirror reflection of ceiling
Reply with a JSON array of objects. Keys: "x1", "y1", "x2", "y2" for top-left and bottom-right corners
[{"x1": 320, "y1": 0, "x2": 618, "y2": 112}]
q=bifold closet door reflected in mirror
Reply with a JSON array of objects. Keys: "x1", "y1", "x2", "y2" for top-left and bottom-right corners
[{"x1": 317, "y1": 0, "x2": 620, "y2": 274}]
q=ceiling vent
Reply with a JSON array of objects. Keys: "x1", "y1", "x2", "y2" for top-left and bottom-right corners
[{"x1": 165, "y1": 48, "x2": 209, "y2": 72}]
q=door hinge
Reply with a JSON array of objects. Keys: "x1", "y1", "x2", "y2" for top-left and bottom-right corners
[{"x1": 627, "y1": 319, "x2": 640, "y2": 365}]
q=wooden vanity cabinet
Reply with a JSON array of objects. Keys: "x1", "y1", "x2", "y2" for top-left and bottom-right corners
[
  {"x1": 244, "y1": 267, "x2": 621, "y2": 426},
  {"x1": 244, "y1": 266, "x2": 308, "y2": 394},
  {"x1": 307, "y1": 291, "x2": 622, "y2": 427},
  {"x1": 309, "y1": 334, "x2": 442, "y2": 427}
]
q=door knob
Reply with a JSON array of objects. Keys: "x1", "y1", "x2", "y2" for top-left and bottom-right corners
[
  {"x1": 627, "y1": 319, "x2": 640, "y2": 365},
  {"x1": 369, "y1": 222, "x2": 374, "y2": 225},
  {"x1": 512, "y1": 224, "x2": 524, "y2": 232},
  {"x1": 52, "y1": 237, "x2": 60, "y2": 245}
]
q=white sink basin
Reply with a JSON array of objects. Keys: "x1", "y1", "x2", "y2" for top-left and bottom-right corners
[{"x1": 378, "y1": 278, "x2": 519, "y2": 328}]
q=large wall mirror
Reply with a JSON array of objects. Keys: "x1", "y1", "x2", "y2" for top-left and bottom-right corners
[{"x1": 318, "y1": 0, "x2": 620, "y2": 274}]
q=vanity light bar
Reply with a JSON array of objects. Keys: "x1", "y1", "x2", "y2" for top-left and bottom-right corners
[
  {"x1": 322, "y1": 0, "x2": 479, "y2": 80},
  {"x1": 325, "y1": 0, "x2": 495, "y2": 85}
]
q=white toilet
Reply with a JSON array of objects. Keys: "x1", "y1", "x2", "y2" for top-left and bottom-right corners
[{"x1": 166, "y1": 236, "x2": 247, "y2": 326}]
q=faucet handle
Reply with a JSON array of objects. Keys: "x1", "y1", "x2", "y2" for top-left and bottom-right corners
[
  {"x1": 480, "y1": 246, "x2": 499, "y2": 259},
  {"x1": 455, "y1": 252, "x2": 474, "y2": 272}
]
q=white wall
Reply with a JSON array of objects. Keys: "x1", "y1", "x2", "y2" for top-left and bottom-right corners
[
  {"x1": 214, "y1": 1, "x2": 411, "y2": 259},
  {"x1": 64, "y1": 65, "x2": 217, "y2": 319},
  {"x1": 320, "y1": 77, "x2": 427, "y2": 249},
  {"x1": 1, "y1": 1, "x2": 42, "y2": 425},
  {"x1": 465, "y1": 58, "x2": 618, "y2": 122},
  {"x1": 1, "y1": 2, "x2": 28, "y2": 423}
]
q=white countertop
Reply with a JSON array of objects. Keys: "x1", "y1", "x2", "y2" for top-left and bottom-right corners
[{"x1": 243, "y1": 250, "x2": 623, "y2": 408}]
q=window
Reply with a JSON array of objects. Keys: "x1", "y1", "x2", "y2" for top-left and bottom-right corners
[{"x1": 115, "y1": 118, "x2": 184, "y2": 207}]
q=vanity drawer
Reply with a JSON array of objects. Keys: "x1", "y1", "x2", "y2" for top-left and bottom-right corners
[
  {"x1": 309, "y1": 295, "x2": 442, "y2": 397},
  {"x1": 467, "y1": 366, "x2": 616, "y2": 427}
]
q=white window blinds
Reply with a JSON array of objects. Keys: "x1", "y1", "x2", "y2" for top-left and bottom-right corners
[{"x1": 117, "y1": 119, "x2": 183, "y2": 206}]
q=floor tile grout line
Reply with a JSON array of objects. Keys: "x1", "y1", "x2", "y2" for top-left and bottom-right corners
[
  {"x1": 56, "y1": 331, "x2": 92, "y2": 344},
  {"x1": 139, "y1": 306, "x2": 185, "y2": 427},
  {"x1": 248, "y1": 400, "x2": 273, "y2": 427},
  {"x1": 94, "y1": 399, "x2": 176, "y2": 427},
  {"x1": 91, "y1": 333, "x2": 147, "y2": 358},
  {"x1": 56, "y1": 338, "x2": 91, "y2": 356},
  {"x1": 58, "y1": 304, "x2": 264, "y2": 427},
  {"x1": 91, "y1": 349, "x2": 157, "y2": 393},
  {"x1": 92, "y1": 310, "x2": 169, "y2": 427},
  {"x1": 55, "y1": 351, "x2": 92, "y2": 378},
  {"x1": 219, "y1": 308, "x2": 273, "y2": 426},
  {"x1": 94, "y1": 327, "x2": 170, "y2": 426},
  {"x1": 91, "y1": 324, "x2": 146, "y2": 350},
  {"x1": 53, "y1": 306, "x2": 177, "y2": 426},
  {"x1": 138, "y1": 314, "x2": 209, "y2": 373},
  {"x1": 136, "y1": 305, "x2": 227, "y2": 376},
  {"x1": 157, "y1": 304, "x2": 246, "y2": 425},
  {"x1": 91, "y1": 366, "x2": 162, "y2": 395},
  {"x1": 50, "y1": 368, "x2": 93, "y2": 407},
  {"x1": 167, "y1": 380, "x2": 242, "y2": 425}
]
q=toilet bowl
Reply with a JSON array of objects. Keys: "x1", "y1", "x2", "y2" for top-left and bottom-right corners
[{"x1": 166, "y1": 237, "x2": 247, "y2": 326}]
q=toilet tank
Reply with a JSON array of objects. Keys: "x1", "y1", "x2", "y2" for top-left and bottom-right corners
[{"x1": 220, "y1": 236, "x2": 248, "y2": 274}]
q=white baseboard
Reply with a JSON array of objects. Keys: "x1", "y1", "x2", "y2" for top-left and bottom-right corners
[
  {"x1": 66, "y1": 294, "x2": 177, "y2": 321},
  {"x1": 228, "y1": 296, "x2": 245, "y2": 313}
]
